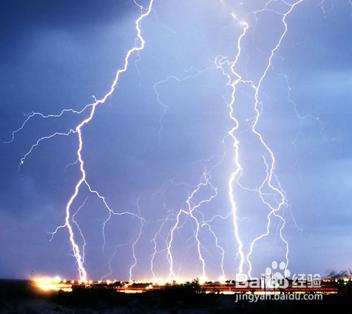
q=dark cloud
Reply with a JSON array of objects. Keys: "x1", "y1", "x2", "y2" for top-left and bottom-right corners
[
  {"x1": 0, "y1": 0, "x2": 134, "y2": 59},
  {"x1": 0, "y1": 0, "x2": 132, "y2": 31}
]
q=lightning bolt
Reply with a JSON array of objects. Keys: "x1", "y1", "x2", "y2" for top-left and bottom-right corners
[
  {"x1": 166, "y1": 170, "x2": 217, "y2": 282},
  {"x1": 216, "y1": 0, "x2": 304, "y2": 277},
  {"x1": 150, "y1": 212, "x2": 173, "y2": 281},
  {"x1": 246, "y1": 0, "x2": 304, "y2": 277},
  {"x1": 129, "y1": 198, "x2": 145, "y2": 282},
  {"x1": 71, "y1": 197, "x2": 89, "y2": 264},
  {"x1": 215, "y1": 14, "x2": 250, "y2": 275},
  {"x1": 7, "y1": 0, "x2": 155, "y2": 281},
  {"x1": 200, "y1": 213, "x2": 231, "y2": 281}
]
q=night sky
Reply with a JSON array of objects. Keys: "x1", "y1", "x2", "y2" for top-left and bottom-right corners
[{"x1": 0, "y1": 0, "x2": 352, "y2": 281}]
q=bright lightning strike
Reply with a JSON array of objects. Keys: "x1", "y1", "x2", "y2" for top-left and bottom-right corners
[
  {"x1": 7, "y1": 0, "x2": 155, "y2": 282},
  {"x1": 216, "y1": 0, "x2": 304, "y2": 277},
  {"x1": 166, "y1": 171, "x2": 218, "y2": 282},
  {"x1": 246, "y1": 0, "x2": 304, "y2": 277},
  {"x1": 215, "y1": 15, "x2": 249, "y2": 275}
]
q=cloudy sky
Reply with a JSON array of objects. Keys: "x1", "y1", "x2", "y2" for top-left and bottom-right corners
[{"x1": 0, "y1": 0, "x2": 351, "y2": 281}]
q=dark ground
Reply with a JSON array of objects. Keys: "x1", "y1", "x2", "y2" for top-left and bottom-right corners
[{"x1": 0, "y1": 279, "x2": 351, "y2": 314}]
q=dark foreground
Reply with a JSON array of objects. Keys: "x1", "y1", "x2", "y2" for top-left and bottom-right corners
[{"x1": 0, "y1": 280, "x2": 351, "y2": 314}]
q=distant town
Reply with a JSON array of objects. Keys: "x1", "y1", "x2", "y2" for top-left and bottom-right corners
[{"x1": 33, "y1": 274, "x2": 352, "y2": 296}]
